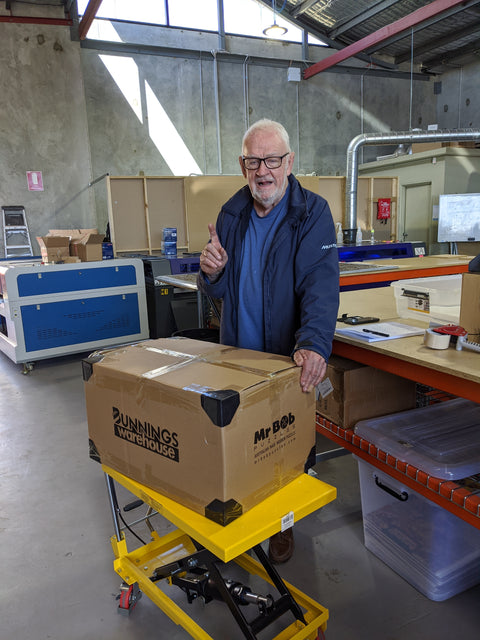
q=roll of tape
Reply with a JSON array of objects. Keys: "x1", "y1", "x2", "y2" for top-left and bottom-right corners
[{"x1": 424, "y1": 328, "x2": 450, "y2": 350}]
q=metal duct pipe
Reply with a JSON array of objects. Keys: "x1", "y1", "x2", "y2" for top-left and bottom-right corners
[{"x1": 344, "y1": 128, "x2": 480, "y2": 244}]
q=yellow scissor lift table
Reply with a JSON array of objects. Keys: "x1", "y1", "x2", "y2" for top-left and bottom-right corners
[{"x1": 103, "y1": 464, "x2": 336, "y2": 640}]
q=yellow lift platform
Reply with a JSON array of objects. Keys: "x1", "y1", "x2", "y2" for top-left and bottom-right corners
[{"x1": 103, "y1": 464, "x2": 337, "y2": 640}]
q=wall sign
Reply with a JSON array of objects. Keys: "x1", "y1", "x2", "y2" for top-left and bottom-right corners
[{"x1": 27, "y1": 171, "x2": 44, "y2": 191}]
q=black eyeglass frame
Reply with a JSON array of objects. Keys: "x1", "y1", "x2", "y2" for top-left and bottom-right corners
[{"x1": 241, "y1": 152, "x2": 290, "y2": 170}]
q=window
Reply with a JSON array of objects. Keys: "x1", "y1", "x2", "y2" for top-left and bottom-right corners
[
  {"x1": 77, "y1": 0, "x2": 166, "y2": 25},
  {"x1": 168, "y1": 0, "x2": 218, "y2": 31},
  {"x1": 224, "y1": 0, "x2": 301, "y2": 41},
  {"x1": 76, "y1": 0, "x2": 315, "y2": 43}
]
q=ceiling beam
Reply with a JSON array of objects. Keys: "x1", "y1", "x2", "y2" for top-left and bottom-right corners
[
  {"x1": 395, "y1": 20, "x2": 480, "y2": 64},
  {"x1": 291, "y1": 0, "x2": 321, "y2": 18},
  {"x1": 0, "y1": 15, "x2": 72, "y2": 26},
  {"x1": 80, "y1": 37, "x2": 429, "y2": 80},
  {"x1": 422, "y1": 37, "x2": 480, "y2": 68},
  {"x1": 287, "y1": 14, "x2": 398, "y2": 69},
  {"x1": 78, "y1": 0, "x2": 103, "y2": 40},
  {"x1": 303, "y1": 0, "x2": 469, "y2": 79},
  {"x1": 329, "y1": 0, "x2": 401, "y2": 39},
  {"x1": 364, "y1": 0, "x2": 480, "y2": 56}
]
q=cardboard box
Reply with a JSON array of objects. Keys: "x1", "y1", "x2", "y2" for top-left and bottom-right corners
[
  {"x1": 411, "y1": 142, "x2": 442, "y2": 154},
  {"x1": 316, "y1": 355, "x2": 417, "y2": 429},
  {"x1": 411, "y1": 142, "x2": 479, "y2": 153},
  {"x1": 70, "y1": 232, "x2": 104, "y2": 262},
  {"x1": 83, "y1": 337, "x2": 316, "y2": 525},
  {"x1": 36, "y1": 235, "x2": 70, "y2": 263},
  {"x1": 441, "y1": 141, "x2": 479, "y2": 148},
  {"x1": 49, "y1": 228, "x2": 104, "y2": 262},
  {"x1": 459, "y1": 272, "x2": 480, "y2": 339}
]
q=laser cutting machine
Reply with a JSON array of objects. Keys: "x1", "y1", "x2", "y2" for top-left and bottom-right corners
[{"x1": 0, "y1": 257, "x2": 149, "y2": 369}]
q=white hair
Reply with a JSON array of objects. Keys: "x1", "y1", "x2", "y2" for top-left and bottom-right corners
[{"x1": 242, "y1": 119, "x2": 291, "y2": 153}]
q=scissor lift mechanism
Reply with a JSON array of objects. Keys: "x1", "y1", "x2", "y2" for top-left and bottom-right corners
[{"x1": 103, "y1": 465, "x2": 336, "y2": 640}]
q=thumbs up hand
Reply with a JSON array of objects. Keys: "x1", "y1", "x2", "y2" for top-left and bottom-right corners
[{"x1": 200, "y1": 223, "x2": 228, "y2": 279}]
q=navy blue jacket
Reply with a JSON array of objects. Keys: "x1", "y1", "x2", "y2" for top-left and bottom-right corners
[{"x1": 197, "y1": 174, "x2": 340, "y2": 361}]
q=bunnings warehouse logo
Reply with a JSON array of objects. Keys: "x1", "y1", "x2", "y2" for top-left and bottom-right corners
[{"x1": 113, "y1": 407, "x2": 179, "y2": 462}]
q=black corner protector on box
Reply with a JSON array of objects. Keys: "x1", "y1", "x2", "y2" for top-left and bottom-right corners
[
  {"x1": 81, "y1": 354, "x2": 104, "y2": 381},
  {"x1": 200, "y1": 389, "x2": 240, "y2": 427},
  {"x1": 205, "y1": 499, "x2": 243, "y2": 526},
  {"x1": 304, "y1": 445, "x2": 316, "y2": 472},
  {"x1": 89, "y1": 439, "x2": 101, "y2": 463}
]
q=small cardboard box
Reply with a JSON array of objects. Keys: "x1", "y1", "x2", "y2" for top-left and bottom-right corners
[
  {"x1": 70, "y1": 231, "x2": 104, "y2": 262},
  {"x1": 36, "y1": 235, "x2": 70, "y2": 263},
  {"x1": 83, "y1": 338, "x2": 316, "y2": 525},
  {"x1": 459, "y1": 272, "x2": 480, "y2": 339},
  {"x1": 49, "y1": 228, "x2": 104, "y2": 262},
  {"x1": 316, "y1": 355, "x2": 417, "y2": 429}
]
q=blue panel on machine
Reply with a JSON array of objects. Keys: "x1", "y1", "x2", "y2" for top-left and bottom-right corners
[
  {"x1": 21, "y1": 293, "x2": 141, "y2": 352},
  {"x1": 17, "y1": 264, "x2": 137, "y2": 297}
]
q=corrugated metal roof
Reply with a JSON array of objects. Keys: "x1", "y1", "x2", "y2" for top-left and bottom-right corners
[{"x1": 271, "y1": 0, "x2": 480, "y2": 74}]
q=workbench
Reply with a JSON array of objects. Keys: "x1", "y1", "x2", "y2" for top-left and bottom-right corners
[
  {"x1": 317, "y1": 283, "x2": 480, "y2": 531},
  {"x1": 155, "y1": 255, "x2": 473, "y2": 330},
  {"x1": 103, "y1": 465, "x2": 336, "y2": 639},
  {"x1": 339, "y1": 254, "x2": 471, "y2": 290}
]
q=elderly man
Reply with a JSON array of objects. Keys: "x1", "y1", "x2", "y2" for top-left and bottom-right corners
[{"x1": 197, "y1": 118, "x2": 339, "y2": 563}]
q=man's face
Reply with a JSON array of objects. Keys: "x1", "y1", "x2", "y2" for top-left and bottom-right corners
[{"x1": 239, "y1": 129, "x2": 295, "y2": 216}]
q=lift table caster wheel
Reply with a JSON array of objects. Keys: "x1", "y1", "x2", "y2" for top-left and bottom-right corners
[{"x1": 117, "y1": 582, "x2": 142, "y2": 616}]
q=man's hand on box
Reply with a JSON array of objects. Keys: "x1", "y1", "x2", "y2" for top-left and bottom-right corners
[{"x1": 293, "y1": 349, "x2": 327, "y2": 393}]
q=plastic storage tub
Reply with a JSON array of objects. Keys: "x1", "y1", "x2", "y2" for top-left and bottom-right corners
[
  {"x1": 391, "y1": 273, "x2": 462, "y2": 324},
  {"x1": 355, "y1": 398, "x2": 480, "y2": 481},
  {"x1": 354, "y1": 398, "x2": 480, "y2": 600},
  {"x1": 356, "y1": 460, "x2": 480, "y2": 600}
]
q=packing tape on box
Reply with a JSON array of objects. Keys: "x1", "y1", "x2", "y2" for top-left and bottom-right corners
[{"x1": 423, "y1": 328, "x2": 451, "y2": 350}]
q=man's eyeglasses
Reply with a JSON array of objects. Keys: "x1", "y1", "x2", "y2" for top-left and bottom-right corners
[{"x1": 241, "y1": 153, "x2": 289, "y2": 170}]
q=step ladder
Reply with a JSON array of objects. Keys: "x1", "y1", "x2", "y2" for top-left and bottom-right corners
[{"x1": 2, "y1": 206, "x2": 33, "y2": 259}]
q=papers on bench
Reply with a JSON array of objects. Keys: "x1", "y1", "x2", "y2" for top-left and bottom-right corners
[{"x1": 335, "y1": 321, "x2": 425, "y2": 343}]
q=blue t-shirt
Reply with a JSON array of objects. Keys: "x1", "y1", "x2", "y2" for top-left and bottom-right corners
[{"x1": 237, "y1": 188, "x2": 289, "y2": 350}]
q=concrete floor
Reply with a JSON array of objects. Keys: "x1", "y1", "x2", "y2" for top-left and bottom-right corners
[{"x1": 2, "y1": 350, "x2": 480, "y2": 640}]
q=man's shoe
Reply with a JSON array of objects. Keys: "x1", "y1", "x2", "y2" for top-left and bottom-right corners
[{"x1": 268, "y1": 528, "x2": 294, "y2": 564}]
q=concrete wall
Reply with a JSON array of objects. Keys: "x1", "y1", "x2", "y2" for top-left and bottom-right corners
[
  {"x1": 81, "y1": 21, "x2": 435, "y2": 233},
  {"x1": 435, "y1": 63, "x2": 480, "y2": 130},
  {"x1": 1, "y1": 8, "x2": 479, "y2": 256},
  {"x1": 0, "y1": 20, "x2": 94, "y2": 257}
]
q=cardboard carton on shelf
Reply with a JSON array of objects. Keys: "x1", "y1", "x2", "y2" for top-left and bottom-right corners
[
  {"x1": 410, "y1": 141, "x2": 479, "y2": 154},
  {"x1": 441, "y1": 141, "x2": 479, "y2": 148},
  {"x1": 316, "y1": 354, "x2": 417, "y2": 429},
  {"x1": 410, "y1": 142, "x2": 442, "y2": 154},
  {"x1": 49, "y1": 228, "x2": 104, "y2": 262},
  {"x1": 459, "y1": 272, "x2": 480, "y2": 339},
  {"x1": 36, "y1": 235, "x2": 70, "y2": 263},
  {"x1": 83, "y1": 337, "x2": 316, "y2": 525}
]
